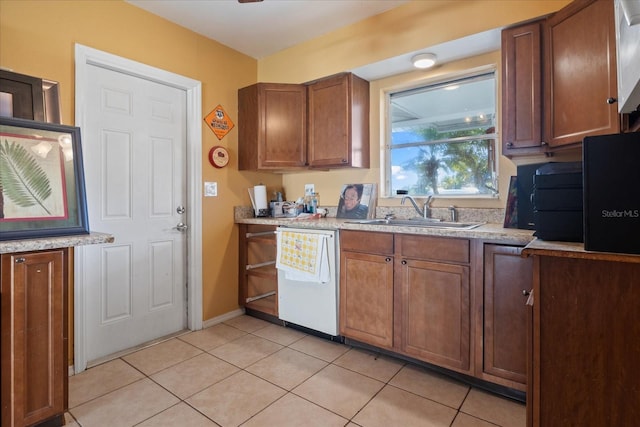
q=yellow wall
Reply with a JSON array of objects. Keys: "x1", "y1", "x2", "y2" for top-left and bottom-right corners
[
  {"x1": 0, "y1": 0, "x2": 282, "y2": 324},
  {"x1": 259, "y1": 0, "x2": 571, "y2": 210}
]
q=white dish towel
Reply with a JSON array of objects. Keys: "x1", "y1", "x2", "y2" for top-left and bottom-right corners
[{"x1": 276, "y1": 230, "x2": 330, "y2": 283}]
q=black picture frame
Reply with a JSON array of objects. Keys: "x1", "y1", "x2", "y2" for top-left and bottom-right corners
[{"x1": 0, "y1": 116, "x2": 89, "y2": 240}]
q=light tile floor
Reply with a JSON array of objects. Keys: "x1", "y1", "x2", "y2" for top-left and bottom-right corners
[{"x1": 66, "y1": 315, "x2": 525, "y2": 427}]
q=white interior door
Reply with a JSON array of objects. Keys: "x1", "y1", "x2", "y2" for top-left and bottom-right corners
[{"x1": 74, "y1": 45, "x2": 203, "y2": 371}]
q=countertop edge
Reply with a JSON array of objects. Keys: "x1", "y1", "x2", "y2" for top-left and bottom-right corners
[
  {"x1": 0, "y1": 232, "x2": 115, "y2": 254},
  {"x1": 236, "y1": 217, "x2": 535, "y2": 245},
  {"x1": 523, "y1": 238, "x2": 640, "y2": 263}
]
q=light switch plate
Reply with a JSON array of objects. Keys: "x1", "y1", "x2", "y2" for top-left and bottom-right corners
[{"x1": 204, "y1": 182, "x2": 218, "y2": 197}]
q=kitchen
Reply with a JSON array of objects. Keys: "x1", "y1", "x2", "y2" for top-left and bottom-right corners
[{"x1": 1, "y1": 0, "x2": 639, "y2": 426}]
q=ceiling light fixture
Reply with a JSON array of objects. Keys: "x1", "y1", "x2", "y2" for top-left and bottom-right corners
[{"x1": 411, "y1": 53, "x2": 437, "y2": 69}]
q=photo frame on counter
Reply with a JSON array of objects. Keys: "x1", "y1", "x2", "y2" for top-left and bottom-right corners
[
  {"x1": 0, "y1": 116, "x2": 89, "y2": 240},
  {"x1": 336, "y1": 183, "x2": 378, "y2": 219},
  {"x1": 503, "y1": 175, "x2": 518, "y2": 228}
]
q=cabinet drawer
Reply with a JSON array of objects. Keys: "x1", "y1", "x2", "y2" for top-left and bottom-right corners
[
  {"x1": 396, "y1": 234, "x2": 469, "y2": 264},
  {"x1": 341, "y1": 230, "x2": 393, "y2": 255}
]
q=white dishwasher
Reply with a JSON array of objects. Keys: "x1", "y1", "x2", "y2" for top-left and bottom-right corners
[{"x1": 276, "y1": 227, "x2": 339, "y2": 336}]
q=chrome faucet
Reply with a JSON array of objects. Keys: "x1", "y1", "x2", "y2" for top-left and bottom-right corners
[{"x1": 401, "y1": 195, "x2": 433, "y2": 219}]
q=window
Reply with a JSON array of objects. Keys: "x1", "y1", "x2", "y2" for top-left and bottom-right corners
[{"x1": 386, "y1": 71, "x2": 497, "y2": 197}]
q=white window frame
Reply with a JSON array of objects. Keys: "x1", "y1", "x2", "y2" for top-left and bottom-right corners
[{"x1": 380, "y1": 65, "x2": 499, "y2": 199}]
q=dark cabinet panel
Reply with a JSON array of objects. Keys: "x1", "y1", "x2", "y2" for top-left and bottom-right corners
[
  {"x1": 529, "y1": 255, "x2": 640, "y2": 426},
  {"x1": 0, "y1": 70, "x2": 45, "y2": 121},
  {"x1": 1, "y1": 249, "x2": 68, "y2": 427}
]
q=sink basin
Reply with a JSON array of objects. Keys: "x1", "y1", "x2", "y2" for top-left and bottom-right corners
[
  {"x1": 346, "y1": 218, "x2": 484, "y2": 229},
  {"x1": 389, "y1": 219, "x2": 484, "y2": 229}
]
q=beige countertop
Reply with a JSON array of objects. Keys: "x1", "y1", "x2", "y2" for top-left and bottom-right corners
[
  {"x1": 236, "y1": 216, "x2": 535, "y2": 245},
  {"x1": 0, "y1": 232, "x2": 114, "y2": 254}
]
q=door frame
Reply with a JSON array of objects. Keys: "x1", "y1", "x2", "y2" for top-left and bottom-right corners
[{"x1": 73, "y1": 44, "x2": 203, "y2": 373}]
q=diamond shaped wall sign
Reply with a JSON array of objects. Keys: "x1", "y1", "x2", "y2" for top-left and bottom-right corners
[{"x1": 204, "y1": 105, "x2": 234, "y2": 140}]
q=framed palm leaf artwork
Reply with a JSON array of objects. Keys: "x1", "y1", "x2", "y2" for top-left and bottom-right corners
[{"x1": 0, "y1": 116, "x2": 89, "y2": 240}]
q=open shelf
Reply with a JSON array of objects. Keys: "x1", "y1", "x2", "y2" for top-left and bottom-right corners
[{"x1": 239, "y1": 223, "x2": 278, "y2": 316}]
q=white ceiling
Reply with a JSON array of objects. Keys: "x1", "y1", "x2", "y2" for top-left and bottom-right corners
[
  {"x1": 126, "y1": 0, "x2": 501, "y2": 80},
  {"x1": 126, "y1": 0, "x2": 409, "y2": 59},
  {"x1": 352, "y1": 29, "x2": 500, "y2": 81}
]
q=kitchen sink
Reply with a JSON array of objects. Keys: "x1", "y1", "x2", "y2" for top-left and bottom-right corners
[{"x1": 346, "y1": 218, "x2": 484, "y2": 229}]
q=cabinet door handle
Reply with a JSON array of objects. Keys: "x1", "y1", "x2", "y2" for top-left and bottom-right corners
[
  {"x1": 506, "y1": 142, "x2": 513, "y2": 147},
  {"x1": 15, "y1": 257, "x2": 26, "y2": 264},
  {"x1": 522, "y1": 289, "x2": 531, "y2": 296},
  {"x1": 385, "y1": 257, "x2": 392, "y2": 262},
  {"x1": 401, "y1": 260, "x2": 407, "y2": 265},
  {"x1": 606, "y1": 97, "x2": 617, "y2": 104}
]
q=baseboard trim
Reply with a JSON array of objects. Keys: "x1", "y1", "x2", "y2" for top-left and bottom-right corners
[{"x1": 202, "y1": 308, "x2": 245, "y2": 329}]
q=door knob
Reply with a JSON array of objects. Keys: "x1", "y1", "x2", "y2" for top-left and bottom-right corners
[
  {"x1": 176, "y1": 205, "x2": 186, "y2": 214},
  {"x1": 174, "y1": 223, "x2": 188, "y2": 231}
]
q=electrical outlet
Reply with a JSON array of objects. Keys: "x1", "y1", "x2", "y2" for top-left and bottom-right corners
[
  {"x1": 204, "y1": 182, "x2": 218, "y2": 197},
  {"x1": 305, "y1": 184, "x2": 315, "y2": 195}
]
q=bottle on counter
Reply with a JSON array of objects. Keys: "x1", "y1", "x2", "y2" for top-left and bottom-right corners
[
  {"x1": 303, "y1": 194, "x2": 312, "y2": 213},
  {"x1": 310, "y1": 192, "x2": 319, "y2": 214}
]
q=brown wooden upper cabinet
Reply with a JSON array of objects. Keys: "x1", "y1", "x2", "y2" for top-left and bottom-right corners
[
  {"x1": 544, "y1": 0, "x2": 619, "y2": 147},
  {"x1": 238, "y1": 83, "x2": 307, "y2": 170},
  {"x1": 238, "y1": 72, "x2": 370, "y2": 170},
  {"x1": 307, "y1": 73, "x2": 370, "y2": 169},
  {"x1": 501, "y1": 0, "x2": 620, "y2": 157},
  {"x1": 501, "y1": 21, "x2": 545, "y2": 157}
]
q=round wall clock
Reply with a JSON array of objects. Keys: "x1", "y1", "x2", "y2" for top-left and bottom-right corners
[{"x1": 208, "y1": 146, "x2": 229, "y2": 168}]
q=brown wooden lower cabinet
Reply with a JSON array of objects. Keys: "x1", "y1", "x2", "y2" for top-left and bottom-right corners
[
  {"x1": 340, "y1": 231, "x2": 531, "y2": 393},
  {"x1": 339, "y1": 231, "x2": 394, "y2": 349},
  {"x1": 395, "y1": 234, "x2": 472, "y2": 374},
  {"x1": 527, "y1": 253, "x2": 640, "y2": 427},
  {"x1": 1, "y1": 249, "x2": 68, "y2": 427},
  {"x1": 478, "y1": 244, "x2": 532, "y2": 391},
  {"x1": 398, "y1": 257, "x2": 470, "y2": 372},
  {"x1": 340, "y1": 231, "x2": 477, "y2": 376}
]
